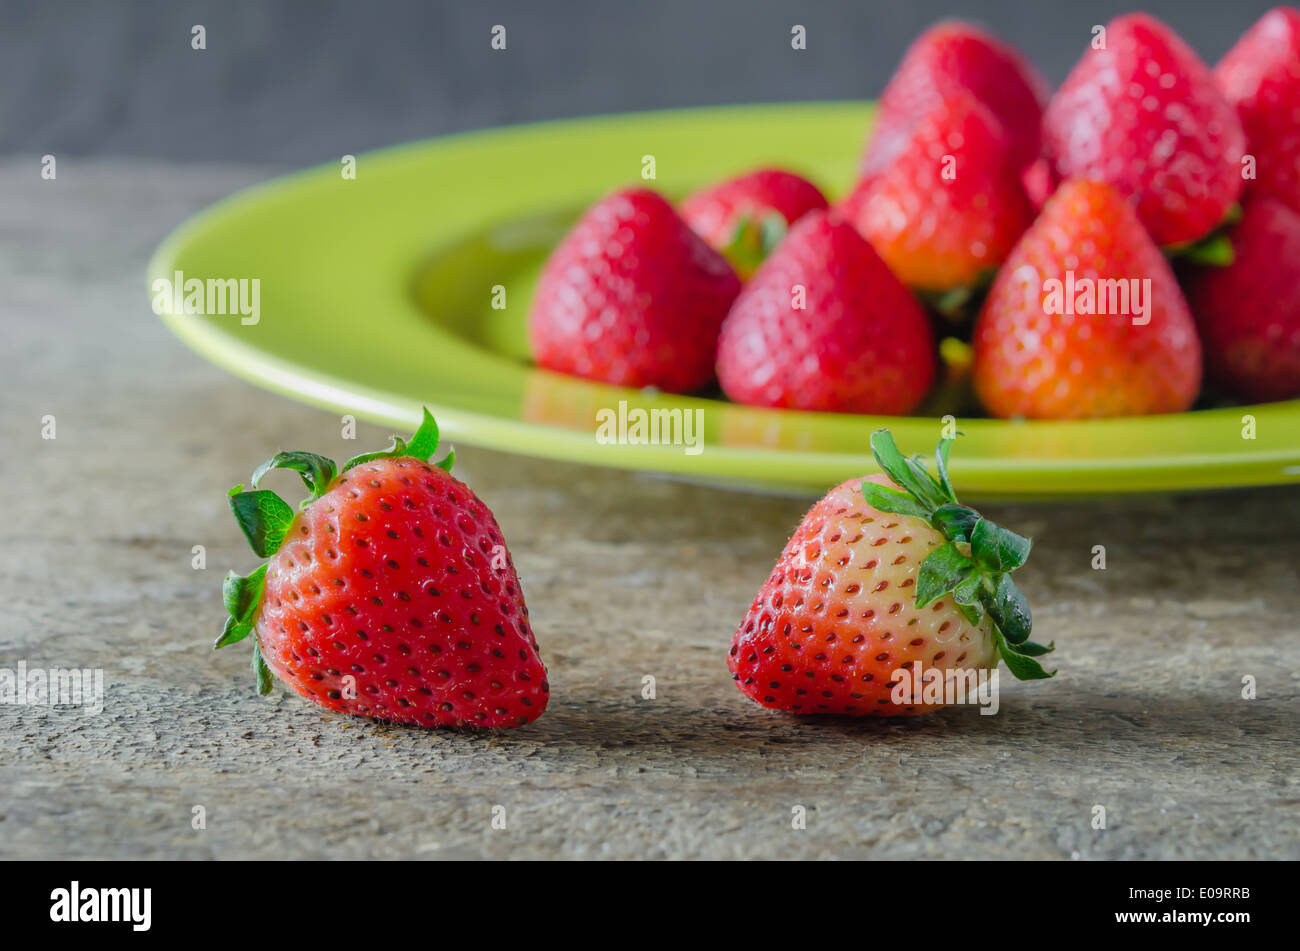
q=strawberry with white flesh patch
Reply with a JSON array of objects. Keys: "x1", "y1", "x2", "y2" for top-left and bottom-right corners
[{"x1": 729, "y1": 430, "x2": 1053, "y2": 716}]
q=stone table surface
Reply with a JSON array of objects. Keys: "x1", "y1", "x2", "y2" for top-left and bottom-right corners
[{"x1": 1, "y1": 159, "x2": 1297, "y2": 860}]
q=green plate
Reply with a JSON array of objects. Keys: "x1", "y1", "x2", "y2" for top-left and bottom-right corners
[{"x1": 150, "y1": 102, "x2": 1300, "y2": 497}]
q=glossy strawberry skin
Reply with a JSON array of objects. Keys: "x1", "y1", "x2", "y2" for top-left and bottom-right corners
[
  {"x1": 1216, "y1": 6, "x2": 1300, "y2": 215},
  {"x1": 972, "y1": 179, "x2": 1202, "y2": 419},
  {"x1": 528, "y1": 188, "x2": 740, "y2": 393},
  {"x1": 862, "y1": 20, "x2": 1048, "y2": 178},
  {"x1": 715, "y1": 211, "x2": 936, "y2": 414},
  {"x1": 849, "y1": 92, "x2": 1033, "y2": 291},
  {"x1": 1183, "y1": 197, "x2": 1300, "y2": 402},
  {"x1": 680, "y1": 168, "x2": 828, "y2": 277},
  {"x1": 1042, "y1": 13, "x2": 1244, "y2": 246},
  {"x1": 729, "y1": 475, "x2": 998, "y2": 716},
  {"x1": 254, "y1": 458, "x2": 549, "y2": 728}
]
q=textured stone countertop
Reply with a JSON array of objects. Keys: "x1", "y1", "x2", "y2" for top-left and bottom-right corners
[{"x1": 2, "y1": 160, "x2": 1297, "y2": 860}]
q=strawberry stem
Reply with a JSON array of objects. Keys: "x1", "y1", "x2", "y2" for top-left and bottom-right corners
[{"x1": 341, "y1": 408, "x2": 452, "y2": 473}]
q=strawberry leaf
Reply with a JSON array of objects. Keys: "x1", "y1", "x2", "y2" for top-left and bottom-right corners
[
  {"x1": 251, "y1": 640, "x2": 274, "y2": 696},
  {"x1": 988, "y1": 574, "x2": 1032, "y2": 644},
  {"x1": 404, "y1": 407, "x2": 442, "y2": 462},
  {"x1": 758, "y1": 213, "x2": 788, "y2": 256},
  {"x1": 934, "y1": 436, "x2": 958, "y2": 503},
  {"x1": 915, "y1": 542, "x2": 975, "y2": 608},
  {"x1": 1180, "y1": 232, "x2": 1234, "y2": 267},
  {"x1": 251, "y1": 451, "x2": 338, "y2": 505},
  {"x1": 1011, "y1": 639, "x2": 1054, "y2": 656},
  {"x1": 723, "y1": 213, "x2": 787, "y2": 278},
  {"x1": 342, "y1": 407, "x2": 451, "y2": 472},
  {"x1": 227, "y1": 486, "x2": 295, "y2": 558},
  {"x1": 970, "y1": 518, "x2": 1032, "y2": 572},
  {"x1": 933, "y1": 284, "x2": 975, "y2": 317},
  {"x1": 995, "y1": 626, "x2": 1056, "y2": 680},
  {"x1": 951, "y1": 572, "x2": 984, "y2": 625},
  {"x1": 342, "y1": 437, "x2": 408, "y2": 472},
  {"x1": 932, "y1": 503, "x2": 980, "y2": 543},
  {"x1": 217, "y1": 563, "x2": 267, "y2": 649},
  {"x1": 869, "y1": 430, "x2": 943, "y2": 512},
  {"x1": 860, "y1": 480, "x2": 930, "y2": 519},
  {"x1": 217, "y1": 563, "x2": 274, "y2": 695}
]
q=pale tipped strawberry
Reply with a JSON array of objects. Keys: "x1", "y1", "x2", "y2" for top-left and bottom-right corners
[
  {"x1": 729, "y1": 430, "x2": 1053, "y2": 717},
  {"x1": 972, "y1": 179, "x2": 1202, "y2": 419},
  {"x1": 1041, "y1": 12, "x2": 1245, "y2": 246},
  {"x1": 217, "y1": 409, "x2": 549, "y2": 728},
  {"x1": 847, "y1": 91, "x2": 1033, "y2": 294},
  {"x1": 680, "y1": 168, "x2": 829, "y2": 279}
]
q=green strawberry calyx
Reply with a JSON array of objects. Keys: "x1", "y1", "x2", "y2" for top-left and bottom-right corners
[
  {"x1": 722, "y1": 211, "x2": 788, "y2": 277},
  {"x1": 215, "y1": 408, "x2": 453, "y2": 694},
  {"x1": 1164, "y1": 203, "x2": 1241, "y2": 268},
  {"x1": 862, "y1": 429, "x2": 1055, "y2": 681}
]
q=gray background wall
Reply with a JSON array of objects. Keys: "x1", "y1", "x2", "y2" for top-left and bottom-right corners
[{"x1": 2, "y1": 0, "x2": 1281, "y2": 164}]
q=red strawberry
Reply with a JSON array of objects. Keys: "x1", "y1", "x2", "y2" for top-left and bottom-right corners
[
  {"x1": 832, "y1": 172, "x2": 876, "y2": 222},
  {"x1": 729, "y1": 430, "x2": 1053, "y2": 717},
  {"x1": 528, "y1": 187, "x2": 741, "y2": 393},
  {"x1": 217, "y1": 410, "x2": 549, "y2": 728},
  {"x1": 680, "y1": 168, "x2": 829, "y2": 279},
  {"x1": 971, "y1": 179, "x2": 1202, "y2": 419},
  {"x1": 715, "y1": 210, "x2": 936, "y2": 414},
  {"x1": 1041, "y1": 12, "x2": 1245, "y2": 246},
  {"x1": 848, "y1": 91, "x2": 1033, "y2": 292},
  {"x1": 1216, "y1": 6, "x2": 1300, "y2": 215},
  {"x1": 1021, "y1": 156, "x2": 1060, "y2": 211},
  {"x1": 1183, "y1": 197, "x2": 1300, "y2": 402},
  {"x1": 861, "y1": 20, "x2": 1048, "y2": 178}
]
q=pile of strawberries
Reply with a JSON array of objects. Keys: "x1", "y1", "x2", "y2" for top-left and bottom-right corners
[
  {"x1": 219, "y1": 411, "x2": 1052, "y2": 726},
  {"x1": 529, "y1": 10, "x2": 1300, "y2": 418}
]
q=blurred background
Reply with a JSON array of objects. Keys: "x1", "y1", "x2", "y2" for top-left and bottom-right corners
[{"x1": 2, "y1": 0, "x2": 1281, "y2": 165}]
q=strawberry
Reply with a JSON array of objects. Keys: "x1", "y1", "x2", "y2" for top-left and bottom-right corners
[
  {"x1": 528, "y1": 187, "x2": 740, "y2": 393},
  {"x1": 971, "y1": 179, "x2": 1202, "y2": 419},
  {"x1": 679, "y1": 168, "x2": 829, "y2": 279},
  {"x1": 1216, "y1": 6, "x2": 1300, "y2": 215},
  {"x1": 847, "y1": 91, "x2": 1033, "y2": 293},
  {"x1": 861, "y1": 20, "x2": 1048, "y2": 179},
  {"x1": 1182, "y1": 197, "x2": 1300, "y2": 402},
  {"x1": 1041, "y1": 12, "x2": 1245, "y2": 246},
  {"x1": 1021, "y1": 156, "x2": 1059, "y2": 212},
  {"x1": 217, "y1": 410, "x2": 549, "y2": 728},
  {"x1": 715, "y1": 210, "x2": 936, "y2": 414},
  {"x1": 729, "y1": 430, "x2": 1053, "y2": 717}
]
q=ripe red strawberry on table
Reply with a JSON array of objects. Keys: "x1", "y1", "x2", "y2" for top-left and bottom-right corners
[
  {"x1": 1182, "y1": 197, "x2": 1300, "y2": 402},
  {"x1": 1041, "y1": 12, "x2": 1245, "y2": 247},
  {"x1": 844, "y1": 90, "x2": 1033, "y2": 293},
  {"x1": 730, "y1": 430, "x2": 1053, "y2": 717},
  {"x1": 1216, "y1": 6, "x2": 1300, "y2": 215},
  {"x1": 217, "y1": 409, "x2": 549, "y2": 728},
  {"x1": 679, "y1": 168, "x2": 828, "y2": 279},
  {"x1": 972, "y1": 179, "x2": 1202, "y2": 419},
  {"x1": 528, "y1": 187, "x2": 740, "y2": 393},
  {"x1": 860, "y1": 20, "x2": 1048, "y2": 180},
  {"x1": 715, "y1": 210, "x2": 936, "y2": 415}
]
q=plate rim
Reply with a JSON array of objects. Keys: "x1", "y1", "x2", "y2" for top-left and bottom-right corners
[{"x1": 148, "y1": 100, "x2": 1300, "y2": 496}]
